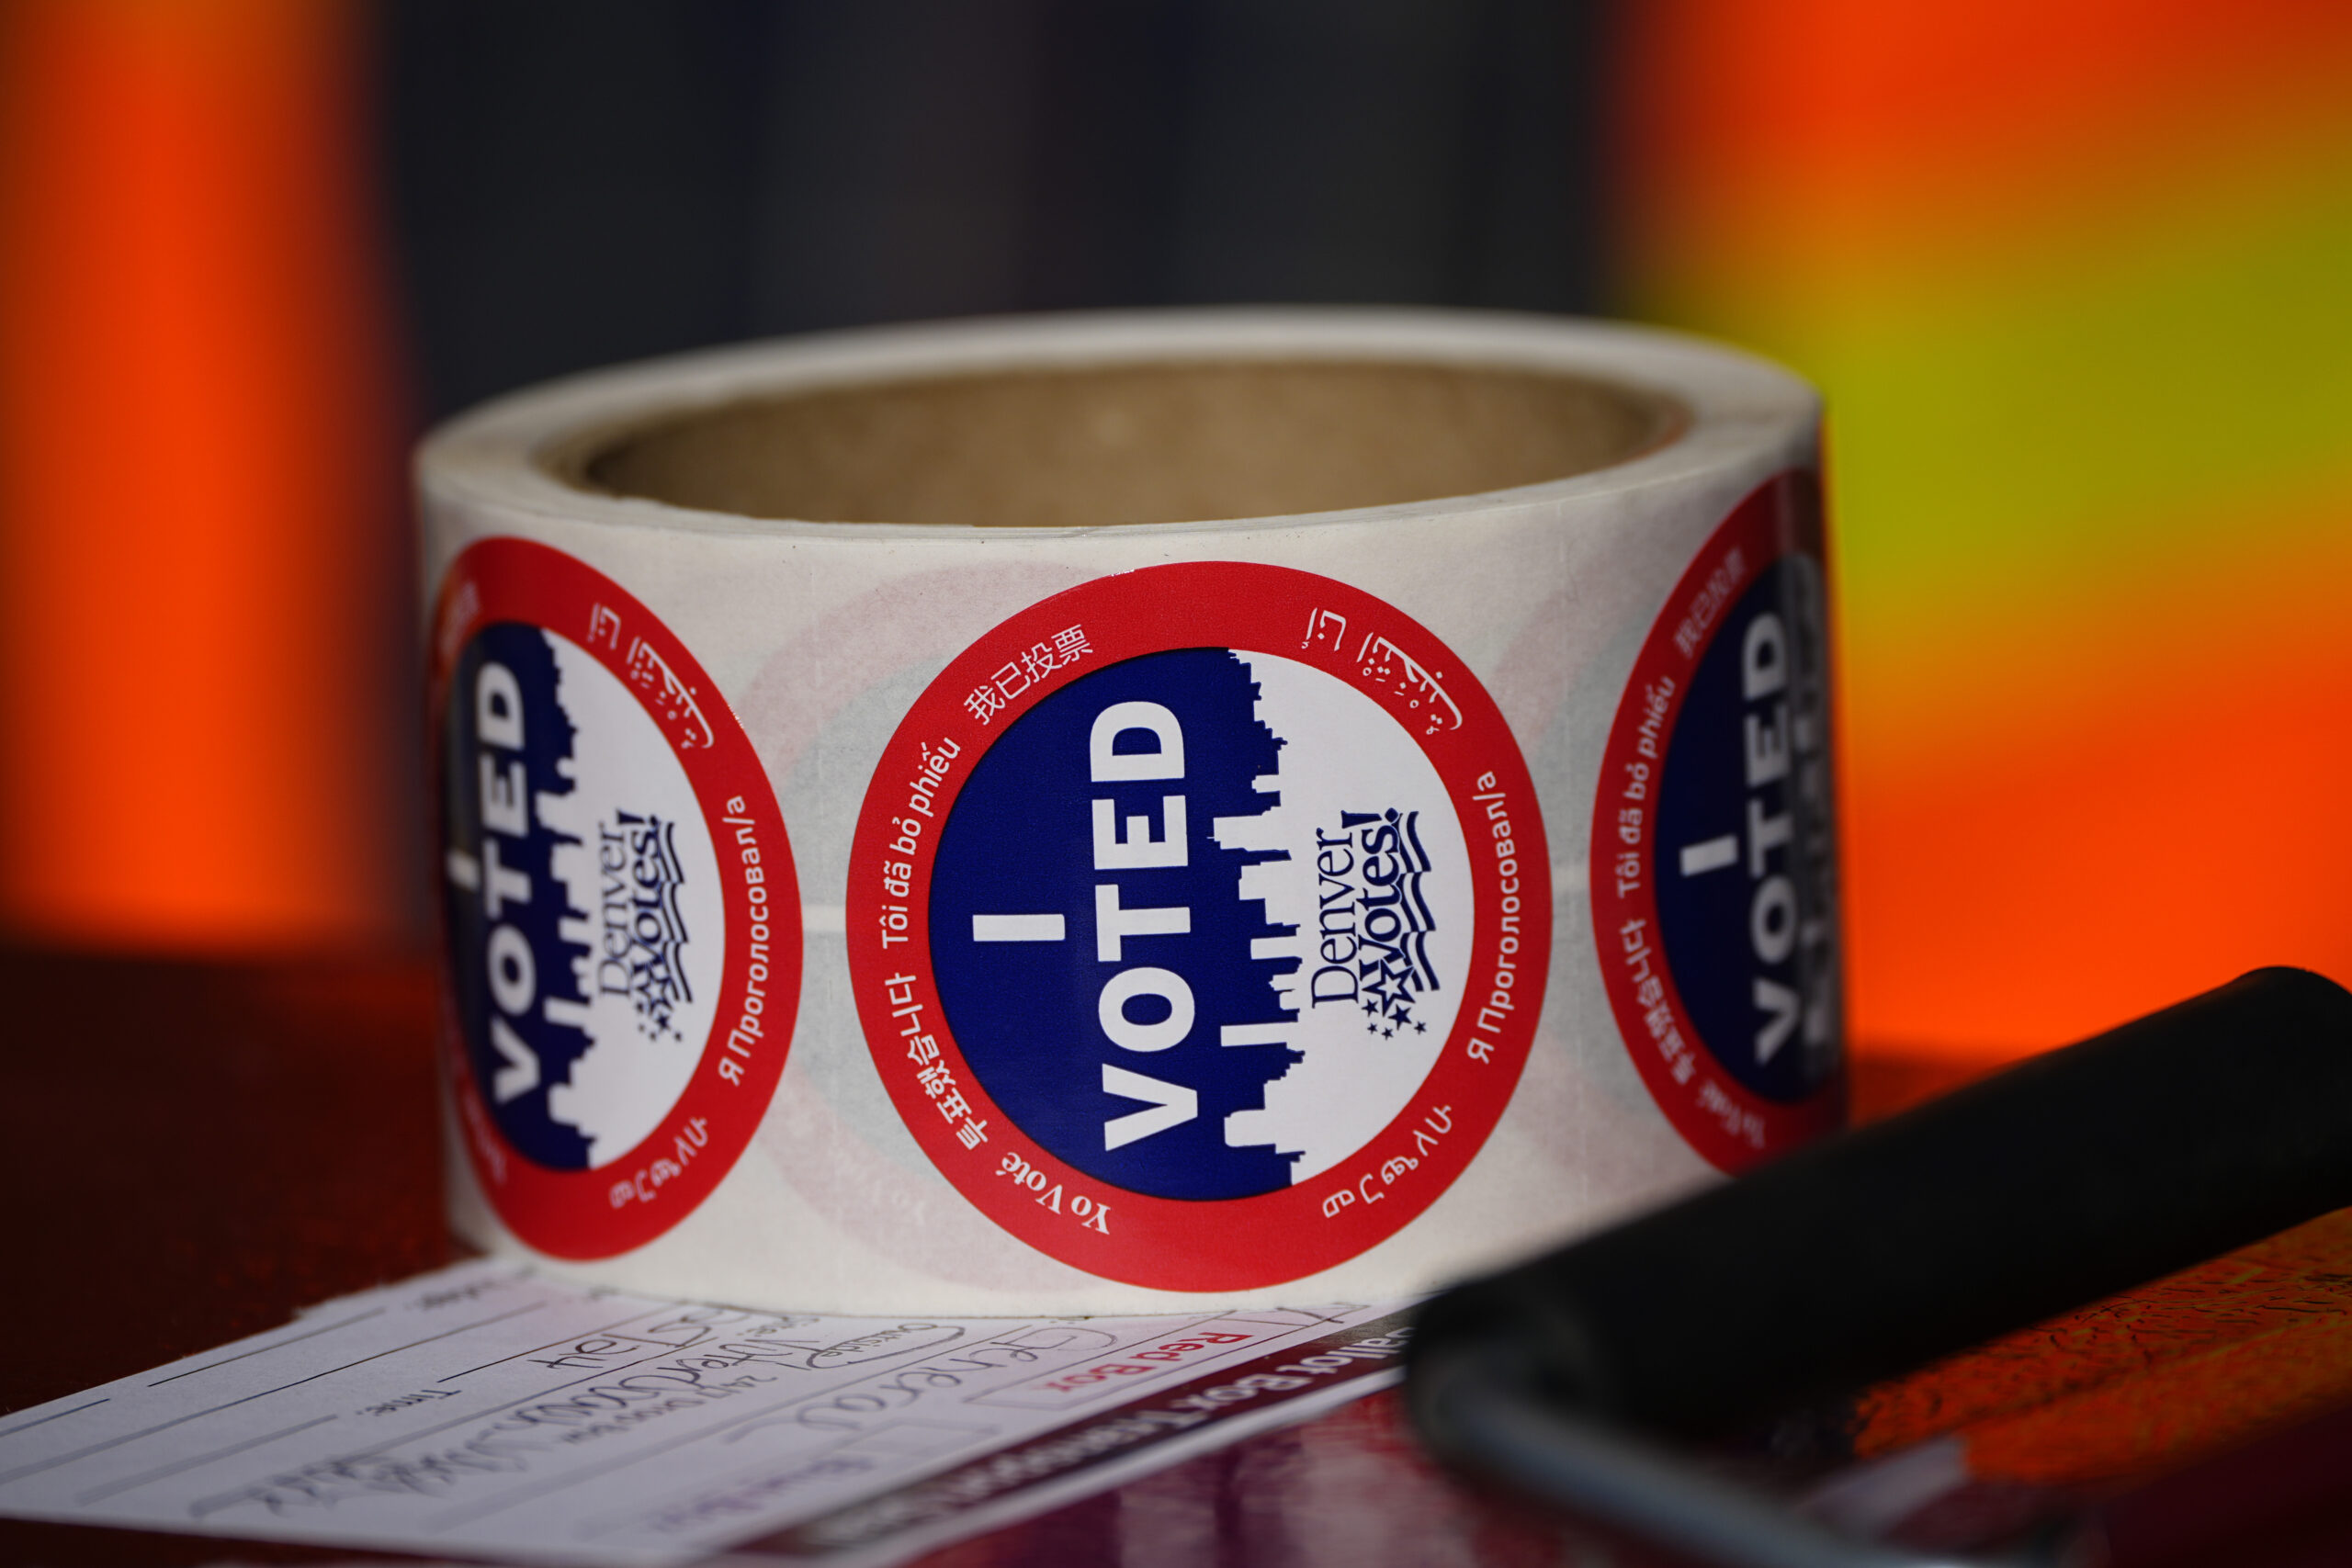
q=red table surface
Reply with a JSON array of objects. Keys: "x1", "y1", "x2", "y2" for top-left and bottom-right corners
[{"x1": 1, "y1": 945, "x2": 2264, "y2": 1567}]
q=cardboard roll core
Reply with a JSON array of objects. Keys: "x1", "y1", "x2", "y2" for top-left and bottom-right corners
[{"x1": 573, "y1": 360, "x2": 1683, "y2": 527}]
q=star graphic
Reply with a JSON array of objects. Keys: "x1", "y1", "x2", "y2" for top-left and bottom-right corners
[{"x1": 1414, "y1": 1021, "x2": 1428, "y2": 1033}]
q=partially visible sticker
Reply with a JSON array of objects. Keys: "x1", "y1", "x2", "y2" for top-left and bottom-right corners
[
  {"x1": 848, "y1": 563, "x2": 1547, "y2": 1292},
  {"x1": 430, "y1": 538, "x2": 799, "y2": 1258},
  {"x1": 1591, "y1": 473, "x2": 1845, "y2": 1170}
]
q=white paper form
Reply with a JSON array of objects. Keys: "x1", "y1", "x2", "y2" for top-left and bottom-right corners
[{"x1": 0, "y1": 1260, "x2": 1414, "y2": 1566}]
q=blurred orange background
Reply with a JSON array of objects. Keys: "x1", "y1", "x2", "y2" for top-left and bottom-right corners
[
  {"x1": 0, "y1": 0, "x2": 407, "y2": 952},
  {"x1": 1622, "y1": 0, "x2": 2352, "y2": 1057},
  {"x1": 1, "y1": 0, "x2": 2345, "y2": 1066}
]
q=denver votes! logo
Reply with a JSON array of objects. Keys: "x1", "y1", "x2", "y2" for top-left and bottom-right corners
[
  {"x1": 849, "y1": 563, "x2": 1546, "y2": 1292},
  {"x1": 1590, "y1": 473, "x2": 1845, "y2": 1170},
  {"x1": 431, "y1": 539, "x2": 799, "y2": 1259}
]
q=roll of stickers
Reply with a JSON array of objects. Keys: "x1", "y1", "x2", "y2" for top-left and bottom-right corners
[{"x1": 420, "y1": 310, "x2": 1841, "y2": 1314}]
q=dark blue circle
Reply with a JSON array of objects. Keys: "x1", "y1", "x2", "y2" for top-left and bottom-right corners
[
  {"x1": 1650, "y1": 558, "x2": 1841, "y2": 1102},
  {"x1": 441, "y1": 624, "x2": 598, "y2": 1169},
  {"x1": 929, "y1": 649, "x2": 1309, "y2": 1201}
]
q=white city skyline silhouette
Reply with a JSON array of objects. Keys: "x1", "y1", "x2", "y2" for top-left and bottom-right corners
[
  {"x1": 537, "y1": 632, "x2": 723, "y2": 1168},
  {"x1": 1212, "y1": 651, "x2": 1473, "y2": 1183}
]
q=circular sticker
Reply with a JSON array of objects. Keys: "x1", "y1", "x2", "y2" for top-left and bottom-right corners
[
  {"x1": 848, "y1": 563, "x2": 1548, "y2": 1292},
  {"x1": 1590, "y1": 473, "x2": 1844, "y2": 1170},
  {"x1": 429, "y1": 538, "x2": 800, "y2": 1259}
]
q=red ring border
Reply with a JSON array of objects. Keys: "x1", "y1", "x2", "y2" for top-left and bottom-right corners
[
  {"x1": 1588, "y1": 473, "x2": 1845, "y2": 1173},
  {"x1": 428, "y1": 537, "x2": 801, "y2": 1259},
  {"x1": 847, "y1": 561, "x2": 1549, "y2": 1293}
]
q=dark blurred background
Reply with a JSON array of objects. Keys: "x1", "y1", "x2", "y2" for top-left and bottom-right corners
[
  {"x1": 3, "y1": 0, "x2": 2349, "y2": 1073},
  {"x1": 386, "y1": 0, "x2": 1611, "y2": 421}
]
